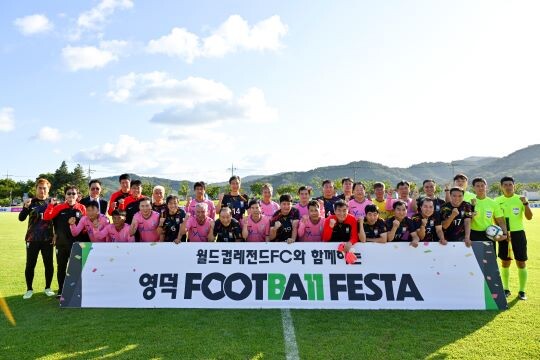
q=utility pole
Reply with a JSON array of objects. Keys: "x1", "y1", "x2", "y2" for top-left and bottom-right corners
[
  {"x1": 5, "y1": 170, "x2": 13, "y2": 205},
  {"x1": 87, "y1": 165, "x2": 95, "y2": 181},
  {"x1": 227, "y1": 163, "x2": 238, "y2": 177}
]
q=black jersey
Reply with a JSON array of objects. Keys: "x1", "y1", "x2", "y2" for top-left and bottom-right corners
[
  {"x1": 386, "y1": 216, "x2": 415, "y2": 242},
  {"x1": 270, "y1": 208, "x2": 300, "y2": 242},
  {"x1": 162, "y1": 209, "x2": 186, "y2": 242},
  {"x1": 221, "y1": 194, "x2": 249, "y2": 222},
  {"x1": 213, "y1": 218, "x2": 243, "y2": 242},
  {"x1": 316, "y1": 196, "x2": 340, "y2": 217},
  {"x1": 440, "y1": 201, "x2": 473, "y2": 241},
  {"x1": 411, "y1": 213, "x2": 441, "y2": 242},
  {"x1": 362, "y1": 219, "x2": 387, "y2": 239},
  {"x1": 18, "y1": 198, "x2": 53, "y2": 242}
]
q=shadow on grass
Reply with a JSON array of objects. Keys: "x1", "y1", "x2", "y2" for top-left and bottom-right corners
[
  {"x1": 291, "y1": 307, "x2": 504, "y2": 360},
  {"x1": 0, "y1": 294, "x2": 284, "y2": 360}
]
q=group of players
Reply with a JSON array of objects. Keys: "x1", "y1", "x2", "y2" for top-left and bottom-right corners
[{"x1": 19, "y1": 173, "x2": 533, "y2": 301}]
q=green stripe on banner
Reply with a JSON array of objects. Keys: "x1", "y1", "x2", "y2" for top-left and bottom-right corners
[
  {"x1": 80, "y1": 242, "x2": 92, "y2": 271},
  {"x1": 484, "y1": 281, "x2": 498, "y2": 310}
]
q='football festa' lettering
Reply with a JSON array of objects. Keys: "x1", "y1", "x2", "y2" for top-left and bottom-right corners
[{"x1": 182, "y1": 272, "x2": 422, "y2": 302}]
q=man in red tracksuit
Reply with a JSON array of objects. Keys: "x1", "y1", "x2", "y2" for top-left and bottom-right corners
[
  {"x1": 44, "y1": 185, "x2": 86, "y2": 298},
  {"x1": 107, "y1": 173, "x2": 131, "y2": 216}
]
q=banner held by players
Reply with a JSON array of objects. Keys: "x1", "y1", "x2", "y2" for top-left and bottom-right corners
[{"x1": 61, "y1": 242, "x2": 506, "y2": 310}]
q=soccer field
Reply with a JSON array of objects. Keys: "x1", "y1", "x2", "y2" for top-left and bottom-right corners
[{"x1": 1, "y1": 212, "x2": 539, "y2": 360}]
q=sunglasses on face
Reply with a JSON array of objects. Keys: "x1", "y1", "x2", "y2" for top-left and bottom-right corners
[
  {"x1": 90, "y1": 187, "x2": 100, "y2": 191},
  {"x1": 66, "y1": 192, "x2": 77, "y2": 196}
]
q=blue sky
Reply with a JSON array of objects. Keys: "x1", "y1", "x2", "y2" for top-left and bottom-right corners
[{"x1": 1, "y1": 1, "x2": 539, "y2": 182}]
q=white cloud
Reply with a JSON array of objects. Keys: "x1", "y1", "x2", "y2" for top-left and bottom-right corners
[
  {"x1": 107, "y1": 72, "x2": 278, "y2": 126},
  {"x1": 0, "y1": 107, "x2": 15, "y2": 132},
  {"x1": 73, "y1": 134, "x2": 171, "y2": 171},
  {"x1": 146, "y1": 15, "x2": 288, "y2": 63},
  {"x1": 14, "y1": 14, "x2": 53, "y2": 35},
  {"x1": 72, "y1": 133, "x2": 236, "y2": 181},
  {"x1": 107, "y1": 72, "x2": 232, "y2": 104},
  {"x1": 34, "y1": 126, "x2": 80, "y2": 142},
  {"x1": 77, "y1": 0, "x2": 133, "y2": 30},
  {"x1": 62, "y1": 40, "x2": 128, "y2": 71},
  {"x1": 146, "y1": 28, "x2": 200, "y2": 63}
]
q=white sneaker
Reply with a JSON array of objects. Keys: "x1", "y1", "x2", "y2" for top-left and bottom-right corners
[
  {"x1": 44, "y1": 288, "x2": 55, "y2": 297},
  {"x1": 23, "y1": 290, "x2": 33, "y2": 299}
]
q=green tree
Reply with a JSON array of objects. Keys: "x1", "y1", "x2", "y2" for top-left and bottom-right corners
[
  {"x1": 53, "y1": 161, "x2": 71, "y2": 193},
  {"x1": 206, "y1": 185, "x2": 220, "y2": 200},
  {"x1": 250, "y1": 182, "x2": 264, "y2": 197},
  {"x1": 71, "y1": 164, "x2": 88, "y2": 196},
  {"x1": 141, "y1": 182, "x2": 153, "y2": 197},
  {"x1": 276, "y1": 183, "x2": 302, "y2": 199},
  {"x1": 178, "y1": 181, "x2": 189, "y2": 199}
]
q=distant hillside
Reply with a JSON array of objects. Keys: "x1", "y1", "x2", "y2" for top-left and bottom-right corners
[{"x1": 97, "y1": 145, "x2": 540, "y2": 196}]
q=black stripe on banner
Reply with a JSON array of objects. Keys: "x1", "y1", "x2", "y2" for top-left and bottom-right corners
[
  {"x1": 472, "y1": 241, "x2": 507, "y2": 310},
  {"x1": 60, "y1": 242, "x2": 83, "y2": 308}
]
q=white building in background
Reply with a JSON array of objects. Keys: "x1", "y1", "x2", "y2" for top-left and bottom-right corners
[{"x1": 522, "y1": 191, "x2": 540, "y2": 201}]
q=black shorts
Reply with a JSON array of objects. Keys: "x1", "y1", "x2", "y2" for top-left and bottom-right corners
[
  {"x1": 498, "y1": 230, "x2": 527, "y2": 261},
  {"x1": 471, "y1": 230, "x2": 496, "y2": 252}
]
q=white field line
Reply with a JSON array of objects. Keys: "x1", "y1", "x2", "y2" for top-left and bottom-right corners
[{"x1": 281, "y1": 308, "x2": 300, "y2": 360}]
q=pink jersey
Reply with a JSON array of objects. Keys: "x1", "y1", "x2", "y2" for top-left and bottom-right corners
[
  {"x1": 70, "y1": 214, "x2": 109, "y2": 242},
  {"x1": 295, "y1": 202, "x2": 326, "y2": 219},
  {"x1": 96, "y1": 223, "x2": 135, "y2": 242},
  {"x1": 298, "y1": 217, "x2": 324, "y2": 242},
  {"x1": 186, "y1": 198, "x2": 216, "y2": 219},
  {"x1": 245, "y1": 215, "x2": 270, "y2": 242},
  {"x1": 260, "y1": 200, "x2": 279, "y2": 217},
  {"x1": 348, "y1": 198, "x2": 373, "y2": 219},
  {"x1": 386, "y1": 197, "x2": 415, "y2": 218},
  {"x1": 186, "y1": 216, "x2": 213, "y2": 242},
  {"x1": 133, "y1": 211, "x2": 160, "y2": 242}
]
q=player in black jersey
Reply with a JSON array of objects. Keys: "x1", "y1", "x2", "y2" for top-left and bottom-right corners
[
  {"x1": 316, "y1": 179, "x2": 340, "y2": 217},
  {"x1": 212, "y1": 207, "x2": 243, "y2": 242},
  {"x1": 19, "y1": 178, "x2": 56, "y2": 299},
  {"x1": 217, "y1": 175, "x2": 249, "y2": 224},
  {"x1": 359, "y1": 205, "x2": 387, "y2": 243},
  {"x1": 159, "y1": 195, "x2": 186, "y2": 242},
  {"x1": 270, "y1": 194, "x2": 300, "y2": 243},
  {"x1": 441, "y1": 187, "x2": 473, "y2": 246}
]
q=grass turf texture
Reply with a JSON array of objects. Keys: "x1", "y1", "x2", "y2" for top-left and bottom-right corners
[{"x1": 1, "y1": 211, "x2": 539, "y2": 359}]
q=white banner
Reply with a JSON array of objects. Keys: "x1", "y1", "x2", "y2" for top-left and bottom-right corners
[{"x1": 61, "y1": 242, "x2": 506, "y2": 310}]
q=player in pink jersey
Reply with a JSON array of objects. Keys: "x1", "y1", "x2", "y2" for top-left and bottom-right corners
[
  {"x1": 295, "y1": 186, "x2": 325, "y2": 219},
  {"x1": 298, "y1": 200, "x2": 324, "y2": 242},
  {"x1": 179, "y1": 202, "x2": 215, "y2": 243},
  {"x1": 130, "y1": 198, "x2": 160, "y2": 242},
  {"x1": 68, "y1": 201, "x2": 109, "y2": 242},
  {"x1": 186, "y1": 181, "x2": 216, "y2": 219},
  {"x1": 243, "y1": 199, "x2": 270, "y2": 242},
  {"x1": 260, "y1": 183, "x2": 279, "y2": 216},
  {"x1": 96, "y1": 210, "x2": 135, "y2": 242},
  {"x1": 348, "y1": 182, "x2": 373, "y2": 220},
  {"x1": 386, "y1": 180, "x2": 416, "y2": 218}
]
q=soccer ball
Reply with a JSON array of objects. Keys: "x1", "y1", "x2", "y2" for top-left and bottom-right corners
[{"x1": 485, "y1": 225, "x2": 503, "y2": 240}]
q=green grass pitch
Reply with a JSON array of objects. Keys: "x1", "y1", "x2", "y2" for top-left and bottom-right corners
[{"x1": 1, "y1": 211, "x2": 539, "y2": 359}]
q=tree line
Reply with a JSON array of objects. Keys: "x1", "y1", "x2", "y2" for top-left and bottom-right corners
[{"x1": 1, "y1": 161, "x2": 540, "y2": 206}]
